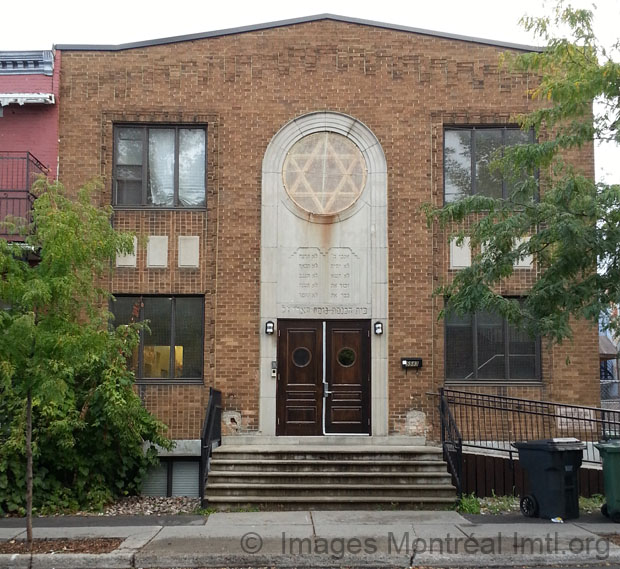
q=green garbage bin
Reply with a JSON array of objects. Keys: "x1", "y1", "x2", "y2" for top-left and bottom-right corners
[{"x1": 595, "y1": 440, "x2": 620, "y2": 523}]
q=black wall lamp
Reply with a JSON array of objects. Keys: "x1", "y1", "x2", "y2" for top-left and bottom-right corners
[
  {"x1": 265, "y1": 321, "x2": 275, "y2": 335},
  {"x1": 374, "y1": 321, "x2": 383, "y2": 335}
]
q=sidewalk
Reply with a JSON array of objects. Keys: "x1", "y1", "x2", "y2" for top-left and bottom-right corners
[{"x1": 1, "y1": 510, "x2": 619, "y2": 568}]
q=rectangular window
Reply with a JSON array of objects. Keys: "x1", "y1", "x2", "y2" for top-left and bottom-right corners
[
  {"x1": 111, "y1": 295, "x2": 204, "y2": 381},
  {"x1": 444, "y1": 127, "x2": 534, "y2": 203},
  {"x1": 445, "y1": 301, "x2": 540, "y2": 382},
  {"x1": 114, "y1": 126, "x2": 206, "y2": 208}
]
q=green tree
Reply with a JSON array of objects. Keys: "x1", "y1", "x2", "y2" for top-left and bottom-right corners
[
  {"x1": 0, "y1": 179, "x2": 170, "y2": 543},
  {"x1": 426, "y1": 1, "x2": 620, "y2": 343}
]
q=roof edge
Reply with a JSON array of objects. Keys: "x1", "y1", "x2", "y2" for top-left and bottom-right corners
[{"x1": 54, "y1": 14, "x2": 542, "y2": 53}]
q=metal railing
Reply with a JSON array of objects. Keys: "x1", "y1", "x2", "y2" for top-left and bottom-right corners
[
  {"x1": 439, "y1": 389, "x2": 463, "y2": 497},
  {"x1": 0, "y1": 152, "x2": 48, "y2": 239},
  {"x1": 439, "y1": 388, "x2": 620, "y2": 465},
  {"x1": 199, "y1": 387, "x2": 222, "y2": 505}
]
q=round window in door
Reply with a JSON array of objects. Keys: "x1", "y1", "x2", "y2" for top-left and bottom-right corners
[
  {"x1": 337, "y1": 347, "x2": 356, "y2": 368},
  {"x1": 292, "y1": 347, "x2": 312, "y2": 368}
]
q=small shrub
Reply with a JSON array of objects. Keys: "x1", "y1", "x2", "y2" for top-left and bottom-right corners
[{"x1": 457, "y1": 492, "x2": 481, "y2": 514}]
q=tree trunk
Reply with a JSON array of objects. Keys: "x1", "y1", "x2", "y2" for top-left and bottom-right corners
[{"x1": 26, "y1": 388, "x2": 33, "y2": 547}]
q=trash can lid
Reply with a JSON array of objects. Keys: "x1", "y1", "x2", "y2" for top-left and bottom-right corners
[
  {"x1": 512, "y1": 438, "x2": 586, "y2": 451},
  {"x1": 595, "y1": 440, "x2": 620, "y2": 452}
]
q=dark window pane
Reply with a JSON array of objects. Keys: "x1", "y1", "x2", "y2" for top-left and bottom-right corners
[
  {"x1": 444, "y1": 130, "x2": 471, "y2": 202},
  {"x1": 143, "y1": 297, "x2": 173, "y2": 378},
  {"x1": 179, "y1": 129, "x2": 206, "y2": 207},
  {"x1": 475, "y1": 129, "x2": 503, "y2": 198},
  {"x1": 446, "y1": 312, "x2": 474, "y2": 380},
  {"x1": 505, "y1": 129, "x2": 532, "y2": 146},
  {"x1": 148, "y1": 129, "x2": 175, "y2": 206},
  {"x1": 116, "y1": 128, "x2": 143, "y2": 165},
  {"x1": 110, "y1": 296, "x2": 140, "y2": 372},
  {"x1": 477, "y1": 311, "x2": 505, "y2": 379},
  {"x1": 174, "y1": 297, "x2": 203, "y2": 379},
  {"x1": 116, "y1": 180, "x2": 142, "y2": 205},
  {"x1": 504, "y1": 129, "x2": 533, "y2": 196},
  {"x1": 508, "y1": 323, "x2": 537, "y2": 379},
  {"x1": 111, "y1": 296, "x2": 140, "y2": 325}
]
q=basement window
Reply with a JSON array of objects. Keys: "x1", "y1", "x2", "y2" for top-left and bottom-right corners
[{"x1": 142, "y1": 459, "x2": 200, "y2": 498}]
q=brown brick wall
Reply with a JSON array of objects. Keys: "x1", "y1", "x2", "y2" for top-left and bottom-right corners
[{"x1": 57, "y1": 20, "x2": 599, "y2": 440}]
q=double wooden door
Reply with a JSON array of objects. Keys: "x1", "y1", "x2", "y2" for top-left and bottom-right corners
[{"x1": 276, "y1": 320, "x2": 370, "y2": 436}]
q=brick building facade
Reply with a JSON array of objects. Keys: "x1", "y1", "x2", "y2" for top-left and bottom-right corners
[
  {"x1": 0, "y1": 50, "x2": 60, "y2": 239},
  {"x1": 54, "y1": 15, "x2": 599, "y2": 456}
]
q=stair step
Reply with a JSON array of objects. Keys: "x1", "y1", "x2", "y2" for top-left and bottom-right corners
[
  {"x1": 205, "y1": 495, "x2": 456, "y2": 511},
  {"x1": 209, "y1": 459, "x2": 446, "y2": 472},
  {"x1": 206, "y1": 483, "x2": 456, "y2": 498},
  {"x1": 207, "y1": 472, "x2": 452, "y2": 485}
]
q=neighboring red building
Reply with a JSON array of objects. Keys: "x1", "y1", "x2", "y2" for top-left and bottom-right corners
[{"x1": 0, "y1": 50, "x2": 60, "y2": 239}]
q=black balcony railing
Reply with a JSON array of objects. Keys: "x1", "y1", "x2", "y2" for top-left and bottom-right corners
[{"x1": 0, "y1": 152, "x2": 48, "y2": 239}]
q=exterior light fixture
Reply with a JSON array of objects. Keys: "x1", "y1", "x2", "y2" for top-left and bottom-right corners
[
  {"x1": 265, "y1": 321, "x2": 275, "y2": 335},
  {"x1": 374, "y1": 321, "x2": 383, "y2": 335}
]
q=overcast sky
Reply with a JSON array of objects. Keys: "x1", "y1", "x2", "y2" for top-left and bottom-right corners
[{"x1": 2, "y1": 0, "x2": 618, "y2": 182}]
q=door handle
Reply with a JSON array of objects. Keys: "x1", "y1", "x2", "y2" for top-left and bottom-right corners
[{"x1": 323, "y1": 384, "x2": 332, "y2": 396}]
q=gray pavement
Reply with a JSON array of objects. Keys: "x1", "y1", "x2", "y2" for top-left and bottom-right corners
[{"x1": 0, "y1": 510, "x2": 618, "y2": 568}]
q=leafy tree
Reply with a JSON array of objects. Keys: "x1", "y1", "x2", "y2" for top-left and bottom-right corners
[
  {"x1": 0, "y1": 179, "x2": 170, "y2": 543},
  {"x1": 426, "y1": 1, "x2": 620, "y2": 343}
]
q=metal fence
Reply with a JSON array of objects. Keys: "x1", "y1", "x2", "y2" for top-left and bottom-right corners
[{"x1": 440, "y1": 388, "x2": 620, "y2": 465}]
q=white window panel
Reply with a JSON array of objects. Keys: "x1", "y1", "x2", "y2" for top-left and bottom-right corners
[
  {"x1": 514, "y1": 237, "x2": 533, "y2": 269},
  {"x1": 147, "y1": 236, "x2": 168, "y2": 268},
  {"x1": 450, "y1": 237, "x2": 471, "y2": 269},
  {"x1": 116, "y1": 236, "x2": 137, "y2": 268},
  {"x1": 178, "y1": 236, "x2": 200, "y2": 268}
]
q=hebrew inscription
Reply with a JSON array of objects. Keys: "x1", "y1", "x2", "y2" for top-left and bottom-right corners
[{"x1": 278, "y1": 246, "x2": 367, "y2": 314}]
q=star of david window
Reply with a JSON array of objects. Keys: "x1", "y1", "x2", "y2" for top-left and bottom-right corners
[{"x1": 282, "y1": 132, "x2": 367, "y2": 216}]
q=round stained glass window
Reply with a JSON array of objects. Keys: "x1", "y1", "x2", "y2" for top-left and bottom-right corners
[
  {"x1": 283, "y1": 132, "x2": 367, "y2": 216},
  {"x1": 292, "y1": 347, "x2": 312, "y2": 368},
  {"x1": 337, "y1": 347, "x2": 356, "y2": 368}
]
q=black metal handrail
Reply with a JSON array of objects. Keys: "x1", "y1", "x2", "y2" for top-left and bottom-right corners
[
  {"x1": 440, "y1": 388, "x2": 620, "y2": 465},
  {"x1": 0, "y1": 152, "x2": 48, "y2": 240},
  {"x1": 439, "y1": 387, "x2": 463, "y2": 497},
  {"x1": 199, "y1": 387, "x2": 222, "y2": 505}
]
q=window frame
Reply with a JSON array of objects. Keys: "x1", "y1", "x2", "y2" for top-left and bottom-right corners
[
  {"x1": 113, "y1": 124, "x2": 207, "y2": 209},
  {"x1": 111, "y1": 294, "x2": 204, "y2": 384},
  {"x1": 444, "y1": 299, "x2": 542, "y2": 383},
  {"x1": 443, "y1": 126, "x2": 536, "y2": 203}
]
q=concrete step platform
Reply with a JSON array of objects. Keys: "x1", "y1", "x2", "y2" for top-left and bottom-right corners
[{"x1": 204, "y1": 442, "x2": 457, "y2": 510}]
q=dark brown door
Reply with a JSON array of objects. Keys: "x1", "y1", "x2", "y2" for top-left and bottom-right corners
[
  {"x1": 276, "y1": 320, "x2": 323, "y2": 436},
  {"x1": 276, "y1": 319, "x2": 370, "y2": 436},
  {"x1": 325, "y1": 320, "x2": 371, "y2": 434}
]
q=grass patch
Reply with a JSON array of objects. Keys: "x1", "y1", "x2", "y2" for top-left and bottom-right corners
[
  {"x1": 456, "y1": 493, "x2": 481, "y2": 514},
  {"x1": 580, "y1": 494, "x2": 604, "y2": 514}
]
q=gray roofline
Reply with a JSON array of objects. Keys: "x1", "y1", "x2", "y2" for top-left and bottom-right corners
[{"x1": 54, "y1": 14, "x2": 542, "y2": 53}]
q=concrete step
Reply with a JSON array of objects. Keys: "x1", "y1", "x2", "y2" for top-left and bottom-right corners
[
  {"x1": 204, "y1": 495, "x2": 456, "y2": 510},
  {"x1": 209, "y1": 459, "x2": 446, "y2": 472},
  {"x1": 207, "y1": 471, "x2": 453, "y2": 486},
  {"x1": 211, "y1": 446, "x2": 443, "y2": 462},
  {"x1": 206, "y1": 483, "x2": 456, "y2": 498},
  {"x1": 221, "y1": 435, "x2": 426, "y2": 446}
]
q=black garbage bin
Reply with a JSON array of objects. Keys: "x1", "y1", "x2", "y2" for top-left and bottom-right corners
[{"x1": 512, "y1": 438, "x2": 586, "y2": 520}]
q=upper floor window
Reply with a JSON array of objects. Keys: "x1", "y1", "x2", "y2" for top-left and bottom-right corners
[
  {"x1": 113, "y1": 125, "x2": 206, "y2": 208},
  {"x1": 111, "y1": 295, "x2": 204, "y2": 382},
  {"x1": 444, "y1": 127, "x2": 534, "y2": 203}
]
